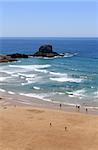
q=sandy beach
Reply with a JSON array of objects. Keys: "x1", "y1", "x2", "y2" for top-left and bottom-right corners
[
  {"x1": 0, "y1": 93, "x2": 98, "y2": 150},
  {"x1": 0, "y1": 0, "x2": 98, "y2": 149}
]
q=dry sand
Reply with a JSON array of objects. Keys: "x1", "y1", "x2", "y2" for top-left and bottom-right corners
[{"x1": 0, "y1": 105, "x2": 98, "y2": 150}]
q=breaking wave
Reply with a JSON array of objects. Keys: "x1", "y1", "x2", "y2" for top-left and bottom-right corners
[
  {"x1": 64, "y1": 52, "x2": 78, "y2": 58},
  {"x1": 19, "y1": 93, "x2": 51, "y2": 102},
  {"x1": 50, "y1": 77, "x2": 82, "y2": 83},
  {"x1": 9, "y1": 64, "x2": 51, "y2": 69},
  {"x1": 66, "y1": 89, "x2": 86, "y2": 99},
  {"x1": 33, "y1": 86, "x2": 40, "y2": 90},
  {"x1": 0, "y1": 88, "x2": 6, "y2": 92},
  {"x1": 8, "y1": 91, "x2": 15, "y2": 95},
  {"x1": 49, "y1": 71, "x2": 83, "y2": 83}
]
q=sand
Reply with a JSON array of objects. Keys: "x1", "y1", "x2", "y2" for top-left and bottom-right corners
[
  {"x1": 0, "y1": 104, "x2": 98, "y2": 150},
  {"x1": 0, "y1": 92, "x2": 98, "y2": 150}
]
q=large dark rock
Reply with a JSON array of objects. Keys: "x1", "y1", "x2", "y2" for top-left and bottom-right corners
[
  {"x1": 39, "y1": 45, "x2": 53, "y2": 53},
  {"x1": 7, "y1": 53, "x2": 28, "y2": 58},
  {"x1": 33, "y1": 44, "x2": 62, "y2": 57}
]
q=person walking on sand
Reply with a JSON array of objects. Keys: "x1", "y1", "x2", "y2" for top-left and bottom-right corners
[
  {"x1": 50, "y1": 122, "x2": 52, "y2": 127},
  {"x1": 65, "y1": 126, "x2": 67, "y2": 131},
  {"x1": 77, "y1": 105, "x2": 80, "y2": 112},
  {"x1": 60, "y1": 103, "x2": 62, "y2": 109},
  {"x1": 86, "y1": 108, "x2": 88, "y2": 113}
]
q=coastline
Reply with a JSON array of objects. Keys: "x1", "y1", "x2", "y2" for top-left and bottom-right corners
[
  {"x1": 0, "y1": 92, "x2": 98, "y2": 150},
  {"x1": 0, "y1": 91, "x2": 98, "y2": 115}
]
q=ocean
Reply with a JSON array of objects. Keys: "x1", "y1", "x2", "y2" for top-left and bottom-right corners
[{"x1": 0, "y1": 37, "x2": 98, "y2": 107}]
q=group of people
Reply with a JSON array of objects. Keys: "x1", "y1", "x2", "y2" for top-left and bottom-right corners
[
  {"x1": 76, "y1": 105, "x2": 88, "y2": 113},
  {"x1": 59, "y1": 103, "x2": 88, "y2": 113},
  {"x1": 49, "y1": 103, "x2": 88, "y2": 133},
  {"x1": 49, "y1": 122, "x2": 67, "y2": 131}
]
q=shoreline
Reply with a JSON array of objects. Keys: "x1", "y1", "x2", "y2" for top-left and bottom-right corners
[
  {"x1": 0, "y1": 92, "x2": 98, "y2": 150},
  {"x1": 0, "y1": 99, "x2": 98, "y2": 150},
  {"x1": 0, "y1": 91, "x2": 98, "y2": 116}
]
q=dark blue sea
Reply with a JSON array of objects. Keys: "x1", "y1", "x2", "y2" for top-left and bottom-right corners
[{"x1": 0, "y1": 37, "x2": 98, "y2": 107}]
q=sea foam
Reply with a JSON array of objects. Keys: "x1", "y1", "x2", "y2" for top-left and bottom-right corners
[
  {"x1": 18, "y1": 73, "x2": 36, "y2": 78},
  {"x1": 19, "y1": 93, "x2": 51, "y2": 102},
  {"x1": 49, "y1": 71, "x2": 83, "y2": 83},
  {"x1": 8, "y1": 91, "x2": 15, "y2": 95},
  {"x1": 0, "y1": 77, "x2": 11, "y2": 82},
  {"x1": 94, "y1": 91, "x2": 98, "y2": 98},
  {"x1": 33, "y1": 86, "x2": 40, "y2": 90},
  {"x1": 50, "y1": 77, "x2": 82, "y2": 83},
  {"x1": 67, "y1": 89, "x2": 86, "y2": 99},
  {"x1": 9, "y1": 64, "x2": 51, "y2": 69},
  {"x1": 0, "y1": 88, "x2": 6, "y2": 92}
]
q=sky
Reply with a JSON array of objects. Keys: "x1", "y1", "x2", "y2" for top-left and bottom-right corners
[{"x1": 0, "y1": 0, "x2": 98, "y2": 37}]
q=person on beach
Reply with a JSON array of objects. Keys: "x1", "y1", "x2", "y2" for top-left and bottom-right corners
[
  {"x1": 77, "y1": 105, "x2": 80, "y2": 111},
  {"x1": 50, "y1": 122, "x2": 52, "y2": 127},
  {"x1": 60, "y1": 103, "x2": 62, "y2": 109},
  {"x1": 86, "y1": 108, "x2": 88, "y2": 113},
  {"x1": 76, "y1": 105, "x2": 80, "y2": 110},
  {"x1": 65, "y1": 126, "x2": 67, "y2": 131}
]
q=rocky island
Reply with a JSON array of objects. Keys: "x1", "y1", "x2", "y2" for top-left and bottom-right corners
[
  {"x1": 32, "y1": 44, "x2": 64, "y2": 57},
  {"x1": 0, "y1": 44, "x2": 64, "y2": 63}
]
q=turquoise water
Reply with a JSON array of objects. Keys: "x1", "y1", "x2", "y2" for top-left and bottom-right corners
[{"x1": 0, "y1": 37, "x2": 98, "y2": 106}]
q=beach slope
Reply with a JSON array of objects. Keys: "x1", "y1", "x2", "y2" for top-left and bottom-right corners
[{"x1": 0, "y1": 106, "x2": 98, "y2": 150}]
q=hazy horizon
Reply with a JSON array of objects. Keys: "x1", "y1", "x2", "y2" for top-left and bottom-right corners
[{"x1": 0, "y1": 36, "x2": 98, "y2": 38}]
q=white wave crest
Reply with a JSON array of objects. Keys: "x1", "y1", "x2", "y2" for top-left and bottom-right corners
[
  {"x1": 33, "y1": 86, "x2": 40, "y2": 90},
  {"x1": 11, "y1": 74, "x2": 19, "y2": 77},
  {"x1": 0, "y1": 77, "x2": 11, "y2": 81},
  {"x1": 8, "y1": 64, "x2": 50, "y2": 74},
  {"x1": 0, "y1": 88, "x2": 6, "y2": 92},
  {"x1": 94, "y1": 91, "x2": 98, "y2": 98},
  {"x1": 49, "y1": 72, "x2": 67, "y2": 76},
  {"x1": 64, "y1": 52, "x2": 78, "y2": 58},
  {"x1": 8, "y1": 91, "x2": 15, "y2": 95},
  {"x1": 34, "y1": 69, "x2": 48, "y2": 73},
  {"x1": 18, "y1": 73, "x2": 36, "y2": 78},
  {"x1": 49, "y1": 71, "x2": 83, "y2": 83},
  {"x1": 50, "y1": 77, "x2": 82, "y2": 83},
  {"x1": 0, "y1": 70, "x2": 13, "y2": 75},
  {"x1": 67, "y1": 89, "x2": 86, "y2": 99},
  {"x1": 21, "y1": 76, "x2": 41, "y2": 85},
  {"x1": 9, "y1": 64, "x2": 51, "y2": 69},
  {"x1": 19, "y1": 93, "x2": 51, "y2": 102}
]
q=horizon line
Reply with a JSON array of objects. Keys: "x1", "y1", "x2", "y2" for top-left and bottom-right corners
[{"x1": 0, "y1": 36, "x2": 98, "y2": 38}]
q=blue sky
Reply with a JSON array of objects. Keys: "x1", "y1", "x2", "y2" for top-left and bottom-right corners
[{"x1": 0, "y1": 0, "x2": 97, "y2": 37}]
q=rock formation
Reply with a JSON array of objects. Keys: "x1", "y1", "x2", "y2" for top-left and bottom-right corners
[
  {"x1": 0, "y1": 55, "x2": 17, "y2": 63},
  {"x1": 33, "y1": 45, "x2": 63, "y2": 57},
  {"x1": 7, "y1": 53, "x2": 28, "y2": 58},
  {"x1": 0, "y1": 53, "x2": 28, "y2": 63},
  {"x1": 0, "y1": 44, "x2": 64, "y2": 63}
]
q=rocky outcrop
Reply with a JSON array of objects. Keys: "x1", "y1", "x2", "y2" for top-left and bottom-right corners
[
  {"x1": 33, "y1": 45, "x2": 63, "y2": 57},
  {"x1": 7, "y1": 53, "x2": 28, "y2": 58},
  {"x1": 0, "y1": 53, "x2": 28, "y2": 63},
  {"x1": 0, "y1": 45, "x2": 65, "y2": 63},
  {"x1": 0, "y1": 55, "x2": 17, "y2": 63},
  {"x1": 39, "y1": 45, "x2": 53, "y2": 53}
]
